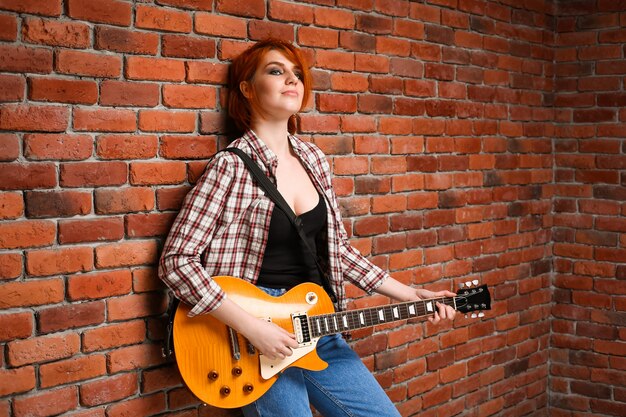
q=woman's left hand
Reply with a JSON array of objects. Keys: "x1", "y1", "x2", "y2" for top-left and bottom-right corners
[{"x1": 414, "y1": 288, "x2": 457, "y2": 325}]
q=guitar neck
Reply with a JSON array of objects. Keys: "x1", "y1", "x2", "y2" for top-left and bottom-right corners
[{"x1": 308, "y1": 296, "x2": 457, "y2": 338}]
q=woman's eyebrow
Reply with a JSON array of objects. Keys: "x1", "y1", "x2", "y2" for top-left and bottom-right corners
[{"x1": 264, "y1": 61, "x2": 301, "y2": 71}]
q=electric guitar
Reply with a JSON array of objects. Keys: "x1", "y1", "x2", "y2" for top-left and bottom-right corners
[{"x1": 173, "y1": 276, "x2": 491, "y2": 409}]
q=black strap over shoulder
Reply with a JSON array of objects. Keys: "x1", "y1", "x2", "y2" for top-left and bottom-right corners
[{"x1": 221, "y1": 147, "x2": 338, "y2": 303}]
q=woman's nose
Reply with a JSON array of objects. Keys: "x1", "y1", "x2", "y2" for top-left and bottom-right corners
[{"x1": 285, "y1": 71, "x2": 298, "y2": 84}]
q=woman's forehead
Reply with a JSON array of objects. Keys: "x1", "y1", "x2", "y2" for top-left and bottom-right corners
[{"x1": 259, "y1": 49, "x2": 300, "y2": 69}]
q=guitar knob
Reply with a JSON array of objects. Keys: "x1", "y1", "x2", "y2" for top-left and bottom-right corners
[
  {"x1": 232, "y1": 366, "x2": 243, "y2": 376},
  {"x1": 207, "y1": 370, "x2": 219, "y2": 381},
  {"x1": 243, "y1": 384, "x2": 254, "y2": 393},
  {"x1": 220, "y1": 386, "x2": 231, "y2": 396}
]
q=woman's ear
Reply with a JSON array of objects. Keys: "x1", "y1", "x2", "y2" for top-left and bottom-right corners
[{"x1": 239, "y1": 81, "x2": 251, "y2": 99}]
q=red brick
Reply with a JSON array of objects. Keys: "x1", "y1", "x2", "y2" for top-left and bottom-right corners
[
  {"x1": 26, "y1": 246, "x2": 93, "y2": 276},
  {"x1": 318, "y1": 93, "x2": 357, "y2": 113},
  {"x1": 126, "y1": 213, "x2": 175, "y2": 237},
  {"x1": 0, "y1": 0, "x2": 61, "y2": 15},
  {"x1": 162, "y1": 34, "x2": 215, "y2": 59},
  {"x1": 25, "y1": 190, "x2": 90, "y2": 218},
  {"x1": 248, "y1": 19, "x2": 294, "y2": 41},
  {"x1": 186, "y1": 61, "x2": 229, "y2": 84},
  {"x1": 158, "y1": 0, "x2": 212, "y2": 10},
  {"x1": 142, "y1": 366, "x2": 182, "y2": 393},
  {"x1": 126, "y1": 56, "x2": 186, "y2": 81},
  {"x1": 22, "y1": 17, "x2": 90, "y2": 48},
  {"x1": 130, "y1": 161, "x2": 187, "y2": 185},
  {"x1": 67, "y1": 0, "x2": 132, "y2": 26},
  {"x1": 269, "y1": 0, "x2": 314, "y2": 24},
  {"x1": 38, "y1": 301, "x2": 105, "y2": 334},
  {"x1": 94, "y1": 187, "x2": 154, "y2": 214},
  {"x1": 135, "y1": 5, "x2": 191, "y2": 32},
  {"x1": 56, "y1": 50, "x2": 121, "y2": 78},
  {"x1": 162, "y1": 84, "x2": 216, "y2": 109},
  {"x1": 160, "y1": 135, "x2": 216, "y2": 159},
  {"x1": 0, "y1": 252, "x2": 22, "y2": 279},
  {"x1": 82, "y1": 320, "x2": 146, "y2": 353},
  {"x1": 0, "y1": 104, "x2": 68, "y2": 132},
  {"x1": 59, "y1": 217, "x2": 124, "y2": 244},
  {"x1": 156, "y1": 186, "x2": 191, "y2": 211},
  {"x1": 0, "y1": 193, "x2": 24, "y2": 220},
  {"x1": 107, "y1": 292, "x2": 167, "y2": 321},
  {"x1": 297, "y1": 26, "x2": 338, "y2": 48},
  {"x1": 79, "y1": 373, "x2": 137, "y2": 406},
  {"x1": 0, "y1": 44, "x2": 52, "y2": 74},
  {"x1": 331, "y1": 72, "x2": 369, "y2": 92},
  {"x1": 96, "y1": 134, "x2": 157, "y2": 160},
  {"x1": 24, "y1": 134, "x2": 92, "y2": 161},
  {"x1": 377, "y1": 37, "x2": 411, "y2": 56},
  {"x1": 28, "y1": 78, "x2": 98, "y2": 104},
  {"x1": 0, "y1": 13, "x2": 17, "y2": 41},
  {"x1": 0, "y1": 311, "x2": 32, "y2": 342},
  {"x1": 68, "y1": 270, "x2": 131, "y2": 301},
  {"x1": 0, "y1": 366, "x2": 35, "y2": 397},
  {"x1": 106, "y1": 393, "x2": 166, "y2": 417},
  {"x1": 132, "y1": 267, "x2": 163, "y2": 293},
  {"x1": 0, "y1": 220, "x2": 55, "y2": 249},
  {"x1": 216, "y1": 0, "x2": 265, "y2": 18},
  {"x1": 95, "y1": 26, "x2": 159, "y2": 55},
  {"x1": 60, "y1": 162, "x2": 128, "y2": 187},
  {"x1": 315, "y1": 50, "x2": 355, "y2": 71},
  {"x1": 40, "y1": 355, "x2": 106, "y2": 388},
  {"x1": 315, "y1": 7, "x2": 355, "y2": 29},
  {"x1": 0, "y1": 134, "x2": 18, "y2": 161},
  {"x1": 138, "y1": 110, "x2": 196, "y2": 133},
  {"x1": 95, "y1": 240, "x2": 158, "y2": 268},
  {"x1": 199, "y1": 112, "x2": 229, "y2": 135},
  {"x1": 341, "y1": 115, "x2": 376, "y2": 133},
  {"x1": 108, "y1": 343, "x2": 165, "y2": 373},
  {"x1": 13, "y1": 387, "x2": 78, "y2": 417},
  {"x1": 0, "y1": 74, "x2": 25, "y2": 102},
  {"x1": 73, "y1": 108, "x2": 136, "y2": 132},
  {"x1": 100, "y1": 80, "x2": 159, "y2": 107},
  {"x1": 8, "y1": 333, "x2": 79, "y2": 367},
  {"x1": 218, "y1": 38, "x2": 250, "y2": 60},
  {"x1": 195, "y1": 13, "x2": 247, "y2": 38}
]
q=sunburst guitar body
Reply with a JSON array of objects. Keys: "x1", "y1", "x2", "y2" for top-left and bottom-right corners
[{"x1": 173, "y1": 276, "x2": 491, "y2": 409}]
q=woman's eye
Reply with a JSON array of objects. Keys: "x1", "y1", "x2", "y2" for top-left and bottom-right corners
[
  {"x1": 269, "y1": 69, "x2": 282, "y2": 75},
  {"x1": 295, "y1": 73, "x2": 303, "y2": 80}
]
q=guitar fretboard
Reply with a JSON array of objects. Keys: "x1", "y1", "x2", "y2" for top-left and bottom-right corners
[{"x1": 308, "y1": 297, "x2": 457, "y2": 338}]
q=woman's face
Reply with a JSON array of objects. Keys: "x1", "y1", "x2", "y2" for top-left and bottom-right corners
[{"x1": 242, "y1": 49, "x2": 304, "y2": 122}]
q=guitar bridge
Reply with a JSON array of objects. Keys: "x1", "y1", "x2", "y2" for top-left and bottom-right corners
[{"x1": 291, "y1": 313, "x2": 312, "y2": 345}]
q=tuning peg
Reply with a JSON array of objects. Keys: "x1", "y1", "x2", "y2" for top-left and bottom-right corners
[
  {"x1": 472, "y1": 279, "x2": 479, "y2": 286},
  {"x1": 465, "y1": 281, "x2": 472, "y2": 288},
  {"x1": 478, "y1": 312, "x2": 484, "y2": 318},
  {"x1": 471, "y1": 313, "x2": 477, "y2": 318},
  {"x1": 459, "y1": 282, "x2": 465, "y2": 288}
]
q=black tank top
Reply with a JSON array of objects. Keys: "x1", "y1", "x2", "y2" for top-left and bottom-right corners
[{"x1": 257, "y1": 194, "x2": 327, "y2": 289}]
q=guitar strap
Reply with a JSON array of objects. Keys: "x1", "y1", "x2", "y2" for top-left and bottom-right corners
[{"x1": 221, "y1": 147, "x2": 338, "y2": 304}]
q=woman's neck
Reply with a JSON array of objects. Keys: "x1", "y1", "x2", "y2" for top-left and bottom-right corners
[{"x1": 251, "y1": 120, "x2": 291, "y2": 159}]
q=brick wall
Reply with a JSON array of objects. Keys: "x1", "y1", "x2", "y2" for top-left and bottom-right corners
[
  {"x1": 0, "y1": 1, "x2": 623, "y2": 417},
  {"x1": 551, "y1": 1, "x2": 626, "y2": 416}
]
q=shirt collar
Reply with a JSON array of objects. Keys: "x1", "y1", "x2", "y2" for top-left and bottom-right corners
[{"x1": 241, "y1": 129, "x2": 308, "y2": 174}]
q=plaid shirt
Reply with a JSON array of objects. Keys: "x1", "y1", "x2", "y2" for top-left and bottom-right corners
[{"x1": 158, "y1": 130, "x2": 389, "y2": 316}]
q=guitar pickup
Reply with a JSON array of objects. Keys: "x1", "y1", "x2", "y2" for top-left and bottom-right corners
[{"x1": 291, "y1": 313, "x2": 311, "y2": 345}]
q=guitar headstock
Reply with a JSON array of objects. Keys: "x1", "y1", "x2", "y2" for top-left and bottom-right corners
[{"x1": 455, "y1": 280, "x2": 491, "y2": 318}]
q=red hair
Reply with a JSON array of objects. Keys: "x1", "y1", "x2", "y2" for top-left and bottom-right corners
[{"x1": 227, "y1": 39, "x2": 312, "y2": 135}]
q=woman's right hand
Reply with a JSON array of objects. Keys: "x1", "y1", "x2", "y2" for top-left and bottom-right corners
[
  {"x1": 209, "y1": 298, "x2": 299, "y2": 361},
  {"x1": 241, "y1": 318, "x2": 299, "y2": 360}
]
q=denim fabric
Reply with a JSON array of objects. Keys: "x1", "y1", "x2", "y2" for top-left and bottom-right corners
[{"x1": 241, "y1": 287, "x2": 401, "y2": 417}]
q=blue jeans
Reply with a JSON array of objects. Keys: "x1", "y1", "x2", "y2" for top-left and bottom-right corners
[{"x1": 241, "y1": 287, "x2": 401, "y2": 417}]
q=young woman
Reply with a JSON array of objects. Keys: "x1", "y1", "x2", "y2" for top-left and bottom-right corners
[{"x1": 158, "y1": 39, "x2": 456, "y2": 417}]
